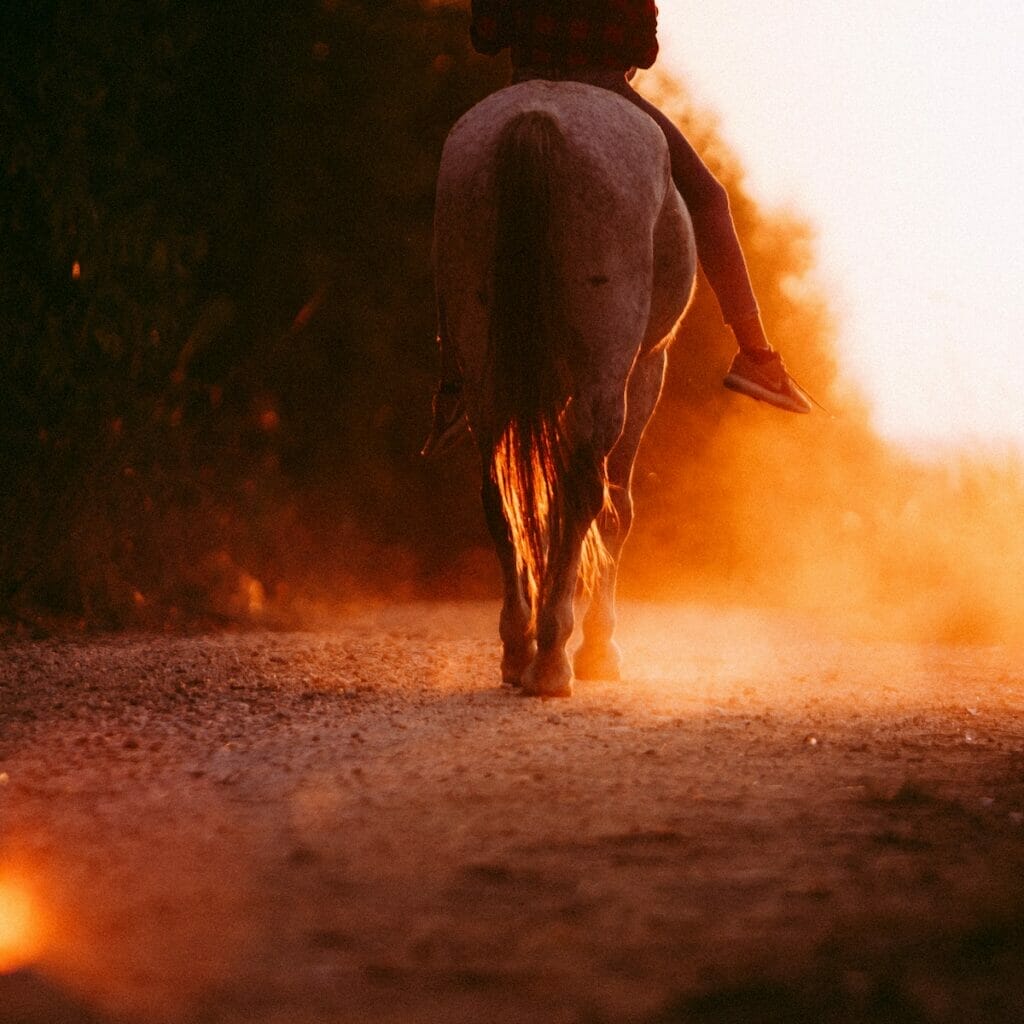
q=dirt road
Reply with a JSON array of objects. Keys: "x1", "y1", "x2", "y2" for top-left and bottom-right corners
[{"x1": 2, "y1": 602, "x2": 1023, "y2": 1023}]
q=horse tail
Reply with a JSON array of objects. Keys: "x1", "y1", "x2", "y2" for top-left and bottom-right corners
[{"x1": 487, "y1": 110, "x2": 610, "y2": 614}]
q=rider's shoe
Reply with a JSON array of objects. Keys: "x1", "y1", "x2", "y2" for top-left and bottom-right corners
[
  {"x1": 420, "y1": 381, "x2": 468, "y2": 458},
  {"x1": 723, "y1": 347, "x2": 812, "y2": 414}
]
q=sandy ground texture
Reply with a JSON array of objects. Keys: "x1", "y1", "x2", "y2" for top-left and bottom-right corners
[{"x1": 1, "y1": 601, "x2": 1024, "y2": 1024}]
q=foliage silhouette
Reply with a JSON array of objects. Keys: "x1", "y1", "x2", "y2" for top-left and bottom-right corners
[{"x1": 3, "y1": 2, "x2": 1021, "y2": 643}]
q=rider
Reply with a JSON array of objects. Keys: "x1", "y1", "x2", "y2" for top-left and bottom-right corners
[{"x1": 423, "y1": 0, "x2": 811, "y2": 456}]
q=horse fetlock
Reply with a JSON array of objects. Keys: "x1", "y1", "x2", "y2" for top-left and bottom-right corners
[{"x1": 498, "y1": 599, "x2": 532, "y2": 645}]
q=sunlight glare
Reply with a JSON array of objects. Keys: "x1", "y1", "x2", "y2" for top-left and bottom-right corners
[
  {"x1": 0, "y1": 876, "x2": 41, "y2": 974},
  {"x1": 654, "y1": 1, "x2": 1024, "y2": 450}
]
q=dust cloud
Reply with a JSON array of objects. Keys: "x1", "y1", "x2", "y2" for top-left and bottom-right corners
[
  {"x1": 236, "y1": 70, "x2": 1024, "y2": 650},
  {"x1": 616, "y1": 73, "x2": 1024, "y2": 646},
  {"x1": 179, "y1": 69, "x2": 1024, "y2": 650},
  {"x1": 9, "y1": 18, "x2": 1018, "y2": 646}
]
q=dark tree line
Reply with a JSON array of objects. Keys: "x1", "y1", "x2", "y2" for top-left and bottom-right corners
[{"x1": 1, "y1": 1, "x2": 851, "y2": 628}]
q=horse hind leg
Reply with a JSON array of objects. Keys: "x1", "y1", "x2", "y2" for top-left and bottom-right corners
[
  {"x1": 572, "y1": 486, "x2": 628, "y2": 682},
  {"x1": 482, "y1": 472, "x2": 535, "y2": 687},
  {"x1": 523, "y1": 443, "x2": 606, "y2": 698},
  {"x1": 575, "y1": 350, "x2": 668, "y2": 682}
]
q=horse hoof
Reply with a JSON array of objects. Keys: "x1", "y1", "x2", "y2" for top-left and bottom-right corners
[
  {"x1": 573, "y1": 642, "x2": 622, "y2": 681},
  {"x1": 501, "y1": 642, "x2": 536, "y2": 689},
  {"x1": 521, "y1": 655, "x2": 573, "y2": 698},
  {"x1": 521, "y1": 677, "x2": 573, "y2": 698}
]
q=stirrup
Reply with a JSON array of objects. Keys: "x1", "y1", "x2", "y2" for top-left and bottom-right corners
[{"x1": 420, "y1": 386, "x2": 468, "y2": 458}]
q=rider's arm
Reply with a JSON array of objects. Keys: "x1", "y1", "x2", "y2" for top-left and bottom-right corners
[{"x1": 470, "y1": 0, "x2": 513, "y2": 56}]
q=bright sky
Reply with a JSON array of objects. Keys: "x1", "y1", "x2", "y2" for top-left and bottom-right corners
[{"x1": 654, "y1": 1, "x2": 1024, "y2": 452}]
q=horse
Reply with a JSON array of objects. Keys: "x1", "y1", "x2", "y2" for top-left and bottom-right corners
[{"x1": 433, "y1": 80, "x2": 696, "y2": 697}]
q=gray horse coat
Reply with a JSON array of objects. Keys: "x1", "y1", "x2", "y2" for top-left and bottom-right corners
[{"x1": 434, "y1": 80, "x2": 696, "y2": 696}]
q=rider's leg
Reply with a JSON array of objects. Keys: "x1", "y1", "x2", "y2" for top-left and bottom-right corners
[
  {"x1": 611, "y1": 81, "x2": 811, "y2": 414},
  {"x1": 514, "y1": 66, "x2": 767, "y2": 346},
  {"x1": 609, "y1": 83, "x2": 767, "y2": 344}
]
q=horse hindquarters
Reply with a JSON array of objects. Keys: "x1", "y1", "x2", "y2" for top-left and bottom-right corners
[
  {"x1": 487, "y1": 111, "x2": 608, "y2": 697},
  {"x1": 435, "y1": 82, "x2": 693, "y2": 696}
]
